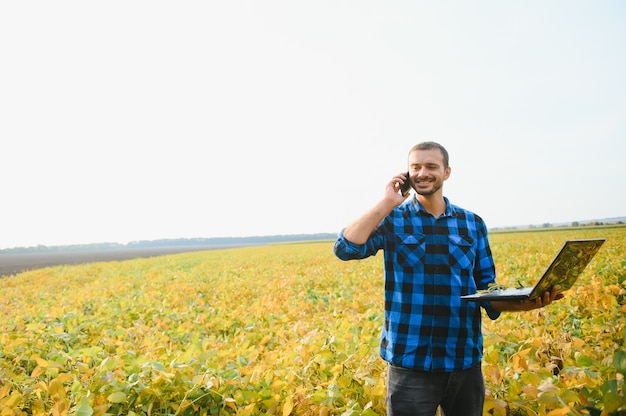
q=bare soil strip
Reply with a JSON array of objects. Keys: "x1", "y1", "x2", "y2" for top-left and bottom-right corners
[{"x1": 0, "y1": 245, "x2": 248, "y2": 277}]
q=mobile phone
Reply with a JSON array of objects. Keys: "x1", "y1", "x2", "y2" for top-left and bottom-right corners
[{"x1": 400, "y1": 171, "x2": 411, "y2": 196}]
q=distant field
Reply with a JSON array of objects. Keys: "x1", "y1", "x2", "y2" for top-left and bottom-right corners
[
  {"x1": 0, "y1": 226, "x2": 624, "y2": 415},
  {"x1": 0, "y1": 245, "x2": 252, "y2": 277}
]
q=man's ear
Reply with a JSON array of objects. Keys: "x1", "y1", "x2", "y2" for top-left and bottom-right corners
[{"x1": 444, "y1": 166, "x2": 451, "y2": 181}]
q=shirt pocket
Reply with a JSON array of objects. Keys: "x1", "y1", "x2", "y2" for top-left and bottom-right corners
[
  {"x1": 393, "y1": 233, "x2": 426, "y2": 267},
  {"x1": 448, "y1": 234, "x2": 476, "y2": 269}
]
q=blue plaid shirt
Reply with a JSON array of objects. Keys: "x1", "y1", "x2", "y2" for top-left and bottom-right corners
[{"x1": 334, "y1": 196, "x2": 500, "y2": 372}]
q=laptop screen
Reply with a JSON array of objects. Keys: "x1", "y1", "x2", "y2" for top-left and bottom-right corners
[{"x1": 528, "y1": 238, "x2": 605, "y2": 299}]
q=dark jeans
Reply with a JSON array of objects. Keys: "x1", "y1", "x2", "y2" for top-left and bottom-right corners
[{"x1": 386, "y1": 363, "x2": 485, "y2": 416}]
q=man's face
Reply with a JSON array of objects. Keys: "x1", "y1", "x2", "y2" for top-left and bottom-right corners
[{"x1": 408, "y1": 148, "x2": 451, "y2": 197}]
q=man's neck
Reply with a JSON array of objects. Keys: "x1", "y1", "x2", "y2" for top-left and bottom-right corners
[{"x1": 417, "y1": 194, "x2": 447, "y2": 218}]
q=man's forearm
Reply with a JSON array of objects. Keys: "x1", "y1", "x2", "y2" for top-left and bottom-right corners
[
  {"x1": 490, "y1": 288, "x2": 562, "y2": 312},
  {"x1": 342, "y1": 199, "x2": 396, "y2": 244},
  {"x1": 490, "y1": 300, "x2": 533, "y2": 312}
]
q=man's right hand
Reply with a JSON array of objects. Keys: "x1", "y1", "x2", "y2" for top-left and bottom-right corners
[
  {"x1": 343, "y1": 173, "x2": 409, "y2": 244},
  {"x1": 388, "y1": 172, "x2": 411, "y2": 204}
]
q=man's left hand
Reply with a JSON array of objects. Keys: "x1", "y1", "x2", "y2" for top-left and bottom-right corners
[
  {"x1": 492, "y1": 286, "x2": 564, "y2": 312},
  {"x1": 516, "y1": 286, "x2": 564, "y2": 311}
]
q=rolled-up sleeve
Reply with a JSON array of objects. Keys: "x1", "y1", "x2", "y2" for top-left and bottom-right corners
[
  {"x1": 481, "y1": 301, "x2": 500, "y2": 320},
  {"x1": 473, "y1": 224, "x2": 501, "y2": 320},
  {"x1": 333, "y1": 229, "x2": 384, "y2": 261}
]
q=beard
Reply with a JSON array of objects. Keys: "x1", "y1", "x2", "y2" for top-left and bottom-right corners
[{"x1": 414, "y1": 177, "x2": 443, "y2": 196}]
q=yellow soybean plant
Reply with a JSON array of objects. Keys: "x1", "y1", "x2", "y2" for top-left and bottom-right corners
[{"x1": 0, "y1": 226, "x2": 624, "y2": 415}]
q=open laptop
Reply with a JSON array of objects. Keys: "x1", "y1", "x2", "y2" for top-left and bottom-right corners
[{"x1": 461, "y1": 238, "x2": 605, "y2": 301}]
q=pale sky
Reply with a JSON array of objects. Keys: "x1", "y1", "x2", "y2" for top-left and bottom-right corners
[{"x1": 1, "y1": 1, "x2": 625, "y2": 249}]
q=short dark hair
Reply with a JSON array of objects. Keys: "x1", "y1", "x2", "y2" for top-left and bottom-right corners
[{"x1": 409, "y1": 141, "x2": 449, "y2": 168}]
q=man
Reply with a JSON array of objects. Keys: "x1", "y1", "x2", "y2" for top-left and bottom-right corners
[{"x1": 333, "y1": 141, "x2": 560, "y2": 416}]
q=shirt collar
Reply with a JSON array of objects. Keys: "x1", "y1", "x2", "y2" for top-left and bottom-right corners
[{"x1": 410, "y1": 195, "x2": 456, "y2": 218}]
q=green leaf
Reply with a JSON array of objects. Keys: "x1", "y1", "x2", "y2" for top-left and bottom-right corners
[
  {"x1": 520, "y1": 371, "x2": 542, "y2": 385},
  {"x1": 75, "y1": 397, "x2": 94, "y2": 416},
  {"x1": 576, "y1": 354, "x2": 593, "y2": 367},
  {"x1": 558, "y1": 388, "x2": 580, "y2": 405},
  {"x1": 107, "y1": 391, "x2": 127, "y2": 403},
  {"x1": 603, "y1": 391, "x2": 623, "y2": 413},
  {"x1": 613, "y1": 349, "x2": 626, "y2": 375}
]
